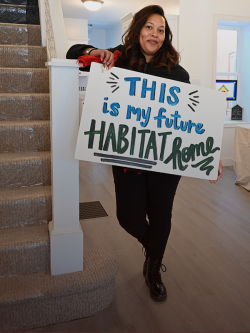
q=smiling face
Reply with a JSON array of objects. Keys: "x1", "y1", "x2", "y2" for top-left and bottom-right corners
[{"x1": 139, "y1": 13, "x2": 166, "y2": 63}]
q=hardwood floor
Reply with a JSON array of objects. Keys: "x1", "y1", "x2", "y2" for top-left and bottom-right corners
[{"x1": 29, "y1": 163, "x2": 250, "y2": 332}]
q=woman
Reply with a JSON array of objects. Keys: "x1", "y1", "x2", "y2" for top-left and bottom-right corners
[{"x1": 67, "y1": 5, "x2": 222, "y2": 302}]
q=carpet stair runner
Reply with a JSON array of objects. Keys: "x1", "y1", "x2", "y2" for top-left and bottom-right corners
[
  {"x1": 0, "y1": 93, "x2": 50, "y2": 121},
  {"x1": 0, "y1": 3, "x2": 40, "y2": 25},
  {"x1": 0, "y1": 151, "x2": 51, "y2": 188},
  {"x1": 0, "y1": 22, "x2": 41, "y2": 45},
  {"x1": 0, "y1": 45, "x2": 47, "y2": 68},
  {"x1": 0, "y1": 185, "x2": 52, "y2": 228},
  {"x1": 0, "y1": 1, "x2": 118, "y2": 331}
]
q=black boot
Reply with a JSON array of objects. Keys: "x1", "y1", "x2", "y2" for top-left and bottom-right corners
[{"x1": 145, "y1": 257, "x2": 167, "y2": 301}]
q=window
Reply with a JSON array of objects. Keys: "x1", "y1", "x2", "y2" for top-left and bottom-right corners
[{"x1": 216, "y1": 26, "x2": 242, "y2": 119}]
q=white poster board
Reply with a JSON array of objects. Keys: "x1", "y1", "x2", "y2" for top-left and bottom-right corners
[{"x1": 75, "y1": 63, "x2": 226, "y2": 180}]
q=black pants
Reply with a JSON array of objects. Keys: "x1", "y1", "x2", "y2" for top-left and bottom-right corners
[{"x1": 112, "y1": 166, "x2": 181, "y2": 259}]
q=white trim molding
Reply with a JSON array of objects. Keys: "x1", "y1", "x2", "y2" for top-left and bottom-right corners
[
  {"x1": 47, "y1": 59, "x2": 83, "y2": 275},
  {"x1": 49, "y1": 222, "x2": 84, "y2": 275},
  {"x1": 213, "y1": 14, "x2": 250, "y2": 86},
  {"x1": 221, "y1": 157, "x2": 234, "y2": 167}
]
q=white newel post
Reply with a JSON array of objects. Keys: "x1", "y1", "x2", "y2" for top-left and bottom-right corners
[{"x1": 47, "y1": 59, "x2": 83, "y2": 275}]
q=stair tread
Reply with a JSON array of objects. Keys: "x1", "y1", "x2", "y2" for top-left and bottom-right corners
[
  {"x1": 0, "y1": 44, "x2": 43, "y2": 47},
  {"x1": 0, "y1": 150, "x2": 51, "y2": 169},
  {"x1": 0, "y1": 184, "x2": 51, "y2": 200},
  {"x1": 0, "y1": 150, "x2": 51, "y2": 161},
  {"x1": 0, "y1": 249, "x2": 118, "y2": 332},
  {"x1": 0, "y1": 67, "x2": 48, "y2": 71},
  {"x1": 0, "y1": 119, "x2": 49, "y2": 125},
  {"x1": 0, "y1": 21, "x2": 40, "y2": 28},
  {"x1": 0, "y1": 248, "x2": 119, "y2": 304},
  {"x1": 0, "y1": 92, "x2": 49, "y2": 96},
  {"x1": 0, "y1": 3, "x2": 25, "y2": 7},
  {"x1": 0, "y1": 3, "x2": 37, "y2": 6},
  {"x1": 0, "y1": 0, "x2": 38, "y2": 4},
  {"x1": 0, "y1": 223, "x2": 49, "y2": 249},
  {"x1": 0, "y1": 0, "x2": 38, "y2": 5}
]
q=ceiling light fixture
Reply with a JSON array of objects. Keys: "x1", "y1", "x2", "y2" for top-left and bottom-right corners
[{"x1": 81, "y1": 0, "x2": 104, "y2": 11}]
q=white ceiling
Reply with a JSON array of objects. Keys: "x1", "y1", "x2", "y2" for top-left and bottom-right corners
[{"x1": 60, "y1": 0, "x2": 146, "y2": 28}]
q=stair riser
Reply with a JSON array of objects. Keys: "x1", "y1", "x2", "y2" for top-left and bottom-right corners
[
  {"x1": 0, "y1": 0, "x2": 38, "y2": 5},
  {"x1": 0, "y1": 155, "x2": 51, "y2": 189},
  {"x1": 0, "y1": 68, "x2": 49, "y2": 93},
  {"x1": 0, "y1": 240, "x2": 49, "y2": 277},
  {"x1": 0, "y1": 94, "x2": 50, "y2": 121},
  {"x1": 0, "y1": 5, "x2": 40, "y2": 25},
  {"x1": 0, "y1": 280, "x2": 115, "y2": 332},
  {"x1": 0, "y1": 191, "x2": 52, "y2": 228},
  {"x1": 0, "y1": 122, "x2": 50, "y2": 153},
  {"x1": 0, "y1": 46, "x2": 47, "y2": 68},
  {"x1": 0, "y1": 23, "x2": 41, "y2": 45}
]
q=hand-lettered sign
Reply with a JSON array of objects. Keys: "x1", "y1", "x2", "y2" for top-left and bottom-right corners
[{"x1": 75, "y1": 63, "x2": 226, "y2": 180}]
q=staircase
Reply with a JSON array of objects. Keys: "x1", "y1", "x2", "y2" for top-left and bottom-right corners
[
  {"x1": 0, "y1": 1, "x2": 119, "y2": 331},
  {"x1": 0, "y1": 0, "x2": 51, "y2": 273}
]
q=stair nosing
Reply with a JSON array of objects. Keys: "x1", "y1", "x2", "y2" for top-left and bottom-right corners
[
  {"x1": 0, "y1": 3, "x2": 26, "y2": 7},
  {"x1": 0, "y1": 150, "x2": 51, "y2": 159},
  {"x1": 0, "y1": 67, "x2": 48, "y2": 70},
  {"x1": 0, "y1": 44, "x2": 45, "y2": 48},
  {"x1": 0, "y1": 3, "x2": 38, "y2": 7},
  {"x1": 0, "y1": 22, "x2": 41, "y2": 28},
  {"x1": 0, "y1": 184, "x2": 51, "y2": 194},
  {"x1": 0, "y1": 93, "x2": 49, "y2": 96},
  {"x1": 0, "y1": 248, "x2": 119, "y2": 305},
  {"x1": 0, "y1": 119, "x2": 50, "y2": 124}
]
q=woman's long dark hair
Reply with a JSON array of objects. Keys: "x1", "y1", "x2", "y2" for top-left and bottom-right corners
[{"x1": 121, "y1": 5, "x2": 180, "y2": 71}]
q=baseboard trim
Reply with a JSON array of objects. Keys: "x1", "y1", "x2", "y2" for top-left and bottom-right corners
[
  {"x1": 49, "y1": 221, "x2": 84, "y2": 275},
  {"x1": 48, "y1": 221, "x2": 83, "y2": 236},
  {"x1": 221, "y1": 157, "x2": 234, "y2": 167}
]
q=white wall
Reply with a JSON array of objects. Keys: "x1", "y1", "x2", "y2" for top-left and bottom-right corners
[
  {"x1": 134, "y1": 0, "x2": 180, "y2": 15},
  {"x1": 106, "y1": 22, "x2": 123, "y2": 49},
  {"x1": 178, "y1": 0, "x2": 250, "y2": 165},
  {"x1": 88, "y1": 29, "x2": 107, "y2": 49},
  {"x1": 64, "y1": 18, "x2": 88, "y2": 48},
  {"x1": 220, "y1": 126, "x2": 237, "y2": 165},
  {"x1": 179, "y1": 0, "x2": 250, "y2": 89},
  {"x1": 241, "y1": 24, "x2": 250, "y2": 123}
]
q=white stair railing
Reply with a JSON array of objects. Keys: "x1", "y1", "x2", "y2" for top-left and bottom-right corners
[
  {"x1": 39, "y1": 0, "x2": 84, "y2": 275},
  {"x1": 44, "y1": 0, "x2": 56, "y2": 60}
]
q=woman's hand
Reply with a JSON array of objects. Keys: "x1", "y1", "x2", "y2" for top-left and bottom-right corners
[
  {"x1": 210, "y1": 160, "x2": 223, "y2": 184},
  {"x1": 85, "y1": 48, "x2": 115, "y2": 70}
]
